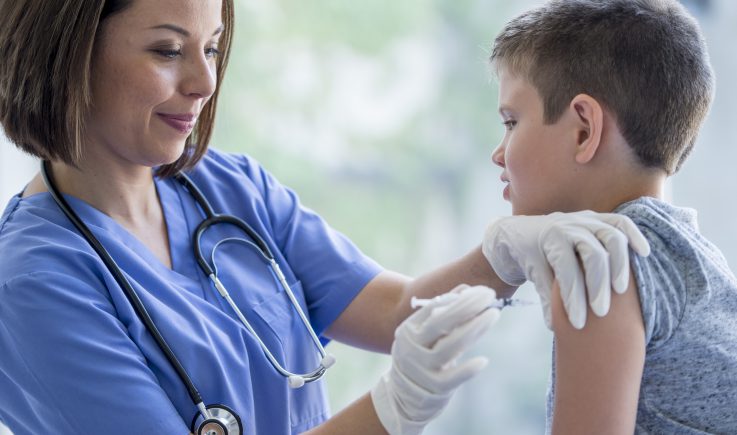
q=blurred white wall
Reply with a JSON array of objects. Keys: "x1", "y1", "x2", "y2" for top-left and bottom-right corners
[
  {"x1": 0, "y1": 133, "x2": 36, "y2": 207},
  {"x1": 674, "y1": 0, "x2": 737, "y2": 269}
]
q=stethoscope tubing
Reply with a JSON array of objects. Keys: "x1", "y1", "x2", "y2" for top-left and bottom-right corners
[
  {"x1": 176, "y1": 171, "x2": 332, "y2": 383},
  {"x1": 40, "y1": 161, "x2": 207, "y2": 409},
  {"x1": 41, "y1": 161, "x2": 333, "y2": 433}
]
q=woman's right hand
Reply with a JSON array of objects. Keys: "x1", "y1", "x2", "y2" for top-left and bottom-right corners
[{"x1": 370, "y1": 285, "x2": 500, "y2": 435}]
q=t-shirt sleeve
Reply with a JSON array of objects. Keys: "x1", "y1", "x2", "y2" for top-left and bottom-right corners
[
  {"x1": 623, "y1": 210, "x2": 688, "y2": 352},
  {"x1": 236, "y1": 154, "x2": 384, "y2": 336},
  {"x1": 0, "y1": 272, "x2": 189, "y2": 435}
]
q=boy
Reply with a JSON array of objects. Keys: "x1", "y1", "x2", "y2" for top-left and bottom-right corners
[{"x1": 487, "y1": 0, "x2": 737, "y2": 433}]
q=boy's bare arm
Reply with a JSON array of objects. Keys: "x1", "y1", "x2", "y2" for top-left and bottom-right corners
[{"x1": 550, "y1": 272, "x2": 645, "y2": 435}]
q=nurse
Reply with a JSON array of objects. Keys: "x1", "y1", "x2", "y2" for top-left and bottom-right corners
[{"x1": 0, "y1": 1, "x2": 648, "y2": 434}]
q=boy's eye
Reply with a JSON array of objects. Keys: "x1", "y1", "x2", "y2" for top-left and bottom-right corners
[{"x1": 503, "y1": 120, "x2": 517, "y2": 131}]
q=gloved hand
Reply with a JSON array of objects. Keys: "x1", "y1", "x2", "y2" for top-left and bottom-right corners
[
  {"x1": 371, "y1": 285, "x2": 500, "y2": 435},
  {"x1": 482, "y1": 211, "x2": 650, "y2": 330}
]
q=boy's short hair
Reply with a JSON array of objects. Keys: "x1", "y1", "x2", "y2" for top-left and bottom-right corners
[
  {"x1": 491, "y1": 0, "x2": 714, "y2": 174},
  {"x1": 0, "y1": 0, "x2": 234, "y2": 177}
]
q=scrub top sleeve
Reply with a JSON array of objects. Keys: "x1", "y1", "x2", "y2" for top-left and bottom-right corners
[
  {"x1": 238, "y1": 155, "x2": 383, "y2": 335},
  {"x1": 0, "y1": 272, "x2": 189, "y2": 435}
]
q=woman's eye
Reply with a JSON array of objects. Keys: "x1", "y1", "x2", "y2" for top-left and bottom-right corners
[
  {"x1": 154, "y1": 49, "x2": 182, "y2": 59},
  {"x1": 502, "y1": 120, "x2": 517, "y2": 131},
  {"x1": 205, "y1": 47, "x2": 221, "y2": 58}
]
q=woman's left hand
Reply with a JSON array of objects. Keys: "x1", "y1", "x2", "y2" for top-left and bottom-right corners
[{"x1": 482, "y1": 211, "x2": 650, "y2": 329}]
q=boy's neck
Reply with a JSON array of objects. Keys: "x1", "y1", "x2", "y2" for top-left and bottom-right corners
[
  {"x1": 581, "y1": 173, "x2": 666, "y2": 213},
  {"x1": 573, "y1": 138, "x2": 668, "y2": 213}
]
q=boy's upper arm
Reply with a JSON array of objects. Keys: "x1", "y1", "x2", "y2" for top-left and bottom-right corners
[{"x1": 550, "y1": 271, "x2": 646, "y2": 435}]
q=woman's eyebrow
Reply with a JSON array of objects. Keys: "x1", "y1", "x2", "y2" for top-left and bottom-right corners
[{"x1": 148, "y1": 23, "x2": 225, "y2": 38}]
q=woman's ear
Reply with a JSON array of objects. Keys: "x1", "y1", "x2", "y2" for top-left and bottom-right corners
[{"x1": 570, "y1": 94, "x2": 604, "y2": 164}]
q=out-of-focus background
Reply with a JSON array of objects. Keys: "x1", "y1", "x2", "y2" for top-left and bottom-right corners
[{"x1": 1, "y1": 1, "x2": 734, "y2": 434}]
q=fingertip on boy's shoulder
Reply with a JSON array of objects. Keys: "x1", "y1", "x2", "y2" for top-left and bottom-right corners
[{"x1": 490, "y1": 0, "x2": 714, "y2": 176}]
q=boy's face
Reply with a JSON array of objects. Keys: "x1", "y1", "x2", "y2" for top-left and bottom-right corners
[{"x1": 492, "y1": 67, "x2": 578, "y2": 215}]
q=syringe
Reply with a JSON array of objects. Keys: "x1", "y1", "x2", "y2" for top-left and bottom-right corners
[{"x1": 410, "y1": 295, "x2": 537, "y2": 310}]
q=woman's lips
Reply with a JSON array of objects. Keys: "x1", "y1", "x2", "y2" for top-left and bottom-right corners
[{"x1": 157, "y1": 113, "x2": 196, "y2": 134}]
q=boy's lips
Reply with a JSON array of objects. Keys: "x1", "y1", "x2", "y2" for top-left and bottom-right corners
[{"x1": 500, "y1": 174, "x2": 510, "y2": 201}]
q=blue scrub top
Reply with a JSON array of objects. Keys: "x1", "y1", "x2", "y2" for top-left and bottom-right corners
[{"x1": 0, "y1": 149, "x2": 382, "y2": 435}]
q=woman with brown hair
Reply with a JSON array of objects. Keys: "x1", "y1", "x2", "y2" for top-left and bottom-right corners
[{"x1": 0, "y1": 0, "x2": 648, "y2": 434}]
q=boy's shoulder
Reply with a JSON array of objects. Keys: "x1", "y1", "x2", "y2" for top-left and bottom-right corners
[
  {"x1": 616, "y1": 196, "x2": 737, "y2": 348},
  {"x1": 614, "y1": 196, "x2": 706, "y2": 261},
  {"x1": 615, "y1": 196, "x2": 731, "y2": 274},
  {"x1": 615, "y1": 201, "x2": 737, "y2": 433},
  {"x1": 615, "y1": 197, "x2": 697, "y2": 235}
]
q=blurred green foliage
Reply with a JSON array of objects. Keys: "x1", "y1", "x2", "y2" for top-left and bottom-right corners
[
  {"x1": 213, "y1": 0, "x2": 516, "y2": 267},
  {"x1": 212, "y1": 1, "x2": 549, "y2": 433}
]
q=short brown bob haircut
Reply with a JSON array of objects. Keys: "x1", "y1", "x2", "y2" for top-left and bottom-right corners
[
  {"x1": 0, "y1": 0, "x2": 234, "y2": 177},
  {"x1": 491, "y1": 0, "x2": 714, "y2": 175}
]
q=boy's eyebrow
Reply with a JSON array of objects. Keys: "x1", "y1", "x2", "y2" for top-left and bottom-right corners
[
  {"x1": 148, "y1": 24, "x2": 225, "y2": 38},
  {"x1": 498, "y1": 106, "x2": 514, "y2": 116}
]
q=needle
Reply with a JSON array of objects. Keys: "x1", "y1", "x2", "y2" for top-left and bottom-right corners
[{"x1": 410, "y1": 295, "x2": 538, "y2": 310}]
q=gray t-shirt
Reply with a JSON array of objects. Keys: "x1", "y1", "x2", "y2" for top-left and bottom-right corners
[{"x1": 546, "y1": 197, "x2": 737, "y2": 434}]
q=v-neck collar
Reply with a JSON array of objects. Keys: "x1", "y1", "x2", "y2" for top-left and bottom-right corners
[
  {"x1": 155, "y1": 176, "x2": 188, "y2": 273},
  {"x1": 21, "y1": 177, "x2": 192, "y2": 281}
]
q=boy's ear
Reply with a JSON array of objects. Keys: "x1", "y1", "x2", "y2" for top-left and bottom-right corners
[{"x1": 570, "y1": 94, "x2": 604, "y2": 164}]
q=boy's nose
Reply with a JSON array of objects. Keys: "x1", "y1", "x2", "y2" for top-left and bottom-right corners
[{"x1": 491, "y1": 143, "x2": 505, "y2": 168}]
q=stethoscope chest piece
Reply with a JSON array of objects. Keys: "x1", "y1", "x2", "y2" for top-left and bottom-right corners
[{"x1": 191, "y1": 404, "x2": 243, "y2": 435}]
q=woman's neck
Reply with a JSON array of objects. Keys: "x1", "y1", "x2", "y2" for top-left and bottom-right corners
[
  {"x1": 38, "y1": 158, "x2": 173, "y2": 269},
  {"x1": 53, "y1": 159, "x2": 161, "y2": 225}
]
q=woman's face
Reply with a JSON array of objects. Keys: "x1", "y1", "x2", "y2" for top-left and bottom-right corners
[{"x1": 86, "y1": 0, "x2": 223, "y2": 170}]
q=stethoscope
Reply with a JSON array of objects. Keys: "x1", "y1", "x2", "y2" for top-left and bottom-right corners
[{"x1": 40, "y1": 161, "x2": 336, "y2": 435}]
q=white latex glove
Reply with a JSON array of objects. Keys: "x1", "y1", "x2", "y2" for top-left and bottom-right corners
[
  {"x1": 482, "y1": 211, "x2": 650, "y2": 330},
  {"x1": 370, "y1": 285, "x2": 500, "y2": 435}
]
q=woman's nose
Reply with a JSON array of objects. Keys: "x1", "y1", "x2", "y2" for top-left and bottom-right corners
[{"x1": 182, "y1": 56, "x2": 217, "y2": 100}]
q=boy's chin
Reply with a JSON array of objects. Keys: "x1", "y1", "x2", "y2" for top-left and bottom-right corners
[
  {"x1": 511, "y1": 206, "x2": 530, "y2": 216},
  {"x1": 511, "y1": 202, "x2": 531, "y2": 216},
  {"x1": 512, "y1": 203, "x2": 554, "y2": 216}
]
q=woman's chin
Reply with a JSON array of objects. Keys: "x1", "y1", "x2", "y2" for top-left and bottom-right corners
[{"x1": 151, "y1": 141, "x2": 189, "y2": 167}]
